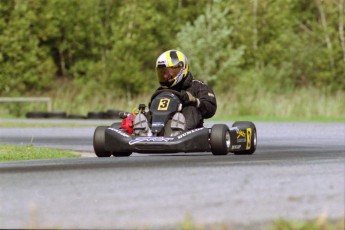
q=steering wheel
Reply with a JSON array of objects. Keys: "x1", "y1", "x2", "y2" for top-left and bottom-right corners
[{"x1": 150, "y1": 89, "x2": 183, "y2": 102}]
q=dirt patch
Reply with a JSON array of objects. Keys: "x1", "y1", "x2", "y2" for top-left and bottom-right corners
[{"x1": 75, "y1": 151, "x2": 95, "y2": 158}]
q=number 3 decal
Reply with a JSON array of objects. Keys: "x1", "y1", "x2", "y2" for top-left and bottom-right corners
[{"x1": 158, "y1": 99, "x2": 170, "y2": 110}]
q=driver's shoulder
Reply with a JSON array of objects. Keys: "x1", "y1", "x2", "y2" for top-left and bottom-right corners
[{"x1": 192, "y1": 79, "x2": 206, "y2": 85}]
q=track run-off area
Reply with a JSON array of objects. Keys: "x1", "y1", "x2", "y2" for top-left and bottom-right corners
[{"x1": 0, "y1": 120, "x2": 344, "y2": 229}]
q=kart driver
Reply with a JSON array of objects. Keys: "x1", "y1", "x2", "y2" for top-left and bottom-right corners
[{"x1": 133, "y1": 49, "x2": 217, "y2": 136}]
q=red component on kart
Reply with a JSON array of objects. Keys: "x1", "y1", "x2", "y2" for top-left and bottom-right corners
[{"x1": 120, "y1": 114, "x2": 136, "y2": 134}]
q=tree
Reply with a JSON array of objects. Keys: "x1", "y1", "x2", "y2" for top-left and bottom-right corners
[
  {"x1": 0, "y1": 0, "x2": 54, "y2": 95},
  {"x1": 0, "y1": 0, "x2": 343, "y2": 98},
  {"x1": 176, "y1": 0, "x2": 244, "y2": 89}
]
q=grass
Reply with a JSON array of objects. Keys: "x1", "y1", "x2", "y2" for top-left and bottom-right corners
[
  {"x1": 23, "y1": 214, "x2": 345, "y2": 230},
  {"x1": 269, "y1": 218, "x2": 345, "y2": 230},
  {"x1": 212, "y1": 115, "x2": 345, "y2": 122},
  {"x1": 215, "y1": 88, "x2": 345, "y2": 121},
  {"x1": 0, "y1": 144, "x2": 80, "y2": 162},
  {"x1": 0, "y1": 121, "x2": 106, "y2": 127},
  {"x1": 177, "y1": 216, "x2": 345, "y2": 230},
  {"x1": 0, "y1": 82, "x2": 344, "y2": 122}
]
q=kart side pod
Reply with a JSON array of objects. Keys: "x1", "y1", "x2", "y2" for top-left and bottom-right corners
[
  {"x1": 229, "y1": 121, "x2": 257, "y2": 155},
  {"x1": 104, "y1": 127, "x2": 211, "y2": 154}
]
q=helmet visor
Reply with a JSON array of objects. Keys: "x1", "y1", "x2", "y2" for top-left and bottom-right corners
[{"x1": 156, "y1": 66, "x2": 183, "y2": 84}]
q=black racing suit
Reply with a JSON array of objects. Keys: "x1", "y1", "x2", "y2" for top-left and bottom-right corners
[{"x1": 152, "y1": 72, "x2": 217, "y2": 130}]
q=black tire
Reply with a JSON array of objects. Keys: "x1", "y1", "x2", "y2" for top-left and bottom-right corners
[
  {"x1": 210, "y1": 124, "x2": 230, "y2": 155},
  {"x1": 105, "y1": 109, "x2": 122, "y2": 119},
  {"x1": 46, "y1": 111, "x2": 67, "y2": 119},
  {"x1": 93, "y1": 126, "x2": 111, "y2": 157},
  {"x1": 26, "y1": 111, "x2": 47, "y2": 118},
  {"x1": 87, "y1": 111, "x2": 106, "y2": 119},
  {"x1": 112, "y1": 152, "x2": 132, "y2": 157},
  {"x1": 232, "y1": 121, "x2": 257, "y2": 155},
  {"x1": 68, "y1": 114, "x2": 86, "y2": 119}
]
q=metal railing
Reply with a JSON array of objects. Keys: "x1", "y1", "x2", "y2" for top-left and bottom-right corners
[{"x1": 0, "y1": 97, "x2": 52, "y2": 112}]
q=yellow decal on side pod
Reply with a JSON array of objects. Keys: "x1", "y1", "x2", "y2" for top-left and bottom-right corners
[{"x1": 246, "y1": 128, "x2": 252, "y2": 150}]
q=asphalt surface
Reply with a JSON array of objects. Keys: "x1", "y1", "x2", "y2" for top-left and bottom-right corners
[{"x1": 0, "y1": 120, "x2": 344, "y2": 229}]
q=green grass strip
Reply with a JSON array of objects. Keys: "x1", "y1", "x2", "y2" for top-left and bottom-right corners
[
  {"x1": 269, "y1": 218, "x2": 344, "y2": 230},
  {"x1": 213, "y1": 115, "x2": 345, "y2": 122},
  {"x1": 0, "y1": 122, "x2": 104, "y2": 128},
  {"x1": 177, "y1": 216, "x2": 344, "y2": 230},
  {"x1": 0, "y1": 144, "x2": 80, "y2": 162}
]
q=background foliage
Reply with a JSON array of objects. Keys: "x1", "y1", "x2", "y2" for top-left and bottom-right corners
[{"x1": 0, "y1": 0, "x2": 344, "y2": 115}]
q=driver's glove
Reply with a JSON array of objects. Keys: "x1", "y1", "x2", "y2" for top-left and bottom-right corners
[{"x1": 181, "y1": 90, "x2": 200, "y2": 107}]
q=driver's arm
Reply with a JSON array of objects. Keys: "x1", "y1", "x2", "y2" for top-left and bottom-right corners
[{"x1": 190, "y1": 80, "x2": 217, "y2": 119}]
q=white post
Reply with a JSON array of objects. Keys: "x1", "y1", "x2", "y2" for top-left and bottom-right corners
[{"x1": 0, "y1": 97, "x2": 53, "y2": 112}]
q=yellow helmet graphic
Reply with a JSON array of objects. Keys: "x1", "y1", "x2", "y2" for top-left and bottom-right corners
[{"x1": 156, "y1": 50, "x2": 189, "y2": 88}]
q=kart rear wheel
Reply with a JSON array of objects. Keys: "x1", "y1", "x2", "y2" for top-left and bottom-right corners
[
  {"x1": 210, "y1": 124, "x2": 230, "y2": 155},
  {"x1": 112, "y1": 152, "x2": 132, "y2": 157},
  {"x1": 232, "y1": 121, "x2": 257, "y2": 155},
  {"x1": 93, "y1": 126, "x2": 111, "y2": 157}
]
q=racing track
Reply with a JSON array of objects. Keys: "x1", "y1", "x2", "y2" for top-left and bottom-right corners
[{"x1": 0, "y1": 121, "x2": 344, "y2": 229}]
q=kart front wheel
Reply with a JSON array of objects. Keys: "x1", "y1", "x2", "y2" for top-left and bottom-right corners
[
  {"x1": 210, "y1": 124, "x2": 230, "y2": 155},
  {"x1": 93, "y1": 126, "x2": 111, "y2": 157}
]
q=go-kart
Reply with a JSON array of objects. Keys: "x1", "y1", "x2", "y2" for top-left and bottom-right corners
[{"x1": 93, "y1": 89, "x2": 257, "y2": 157}]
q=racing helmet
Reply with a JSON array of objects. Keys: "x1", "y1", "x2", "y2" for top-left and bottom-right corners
[{"x1": 155, "y1": 50, "x2": 189, "y2": 88}]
